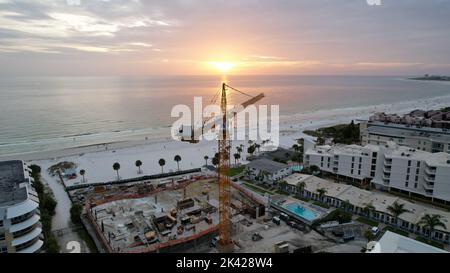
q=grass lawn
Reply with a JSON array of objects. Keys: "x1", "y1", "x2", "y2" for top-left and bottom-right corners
[
  {"x1": 415, "y1": 236, "x2": 445, "y2": 249},
  {"x1": 228, "y1": 166, "x2": 245, "y2": 177},
  {"x1": 313, "y1": 201, "x2": 330, "y2": 209},
  {"x1": 242, "y1": 182, "x2": 275, "y2": 195},
  {"x1": 356, "y1": 217, "x2": 379, "y2": 227},
  {"x1": 383, "y1": 226, "x2": 409, "y2": 237},
  {"x1": 294, "y1": 196, "x2": 310, "y2": 202}
]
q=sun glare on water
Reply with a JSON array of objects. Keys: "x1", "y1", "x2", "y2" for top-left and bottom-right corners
[{"x1": 209, "y1": 61, "x2": 235, "y2": 73}]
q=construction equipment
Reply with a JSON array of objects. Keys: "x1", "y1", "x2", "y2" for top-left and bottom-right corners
[{"x1": 179, "y1": 83, "x2": 265, "y2": 252}]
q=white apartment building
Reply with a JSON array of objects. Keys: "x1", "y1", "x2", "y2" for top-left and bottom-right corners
[
  {"x1": 304, "y1": 144, "x2": 379, "y2": 185},
  {"x1": 304, "y1": 142, "x2": 450, "y2": 204},
  {"x1": 0, "y1": 160, "x2": 43, "y2": 253},
  {"x1": 372, "y1": 143, "x2": 450, "y2": 203},
  {"x1": 360, "y1": 121, "x2": 450, "y2": 154}
]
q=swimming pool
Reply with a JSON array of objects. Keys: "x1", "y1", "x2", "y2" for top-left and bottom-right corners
[{"x1": 285, "y1": 203, "x2": 319, "y2": 221}]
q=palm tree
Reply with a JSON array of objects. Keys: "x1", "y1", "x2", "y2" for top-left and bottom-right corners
[
  {"x1": 278, "y1": 180, "x2": 288, "y2": 192},
  {"x1": 212, "y1": 156, "x2": 219, "y2": 168},
  {"x1": 204, "y1": 155, "x2": 209, "y2": 166},
  {"x1": 158, "y1": 159, "x2": 166, "y2": 173},
  {"x1": 135, "y1": 160, "x2": 143, "y2": 174},
  {"x1": 247, "y1": 145, "x2": 256, "y2": 157},
  {"x1": 113, "y1": 163, "x2": 121, "y2": 180},
  {"x1": 296, "y1": 181, "x2": 306, "y2": 196},
  {"x1": 233, "y1": 153, "x2": 241, "y2": 165},
  {"x1": 316, "y1": 188, "x2": 327, "y2": 202},
  {"x1": 255, "y1": 143, "x2": 261, "y2": 154},
  {"x1": 236, "y1": 146, "x2": 243, "y2": 155},
  {"x1": 174, "y1": 155, "x2": 181, "y2": 171},
  {"x1": 387, "y1": 202, "x2": 409, "y2": 227},
  {"x1": 363, "y1": 203, "x2": 376, "y2": 217},
  {"x1": 79, "y1": 169, "x2": 86, "y2": 183},
  {"x1": 418, "y1": 214, "x2": 446, "y2": 240},
  {"x1": 341, "y1": 200, "x2": 352, "y2": 212}
]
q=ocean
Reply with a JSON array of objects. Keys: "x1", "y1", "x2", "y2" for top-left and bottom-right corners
[{"x1": 0, "y1": 75, "x2": 449, "y2": 156}]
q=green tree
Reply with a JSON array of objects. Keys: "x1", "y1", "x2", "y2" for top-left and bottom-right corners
[
  {"x1": 79, "y1": 169, "x2": 86, "y2": 183},
  {"x1": 174, "y1": 155, "x2": 182, "y2": 171},
  {"x1": 364, "y1": 229, "x2": 376, "y2": 242},
  {"x1": 387, "y1": 202, "x2": 409, "y2": 227},
  {"x1": 113, "y1": 162, "x2": 121, "y2": 180},
  {"x1": 135, "y1": 160, "x2": 143, "y2": 174},
  {"x1": 296, "y1": 181, "x2": 306, "y2": 196},
  {"x1": 70, "y1": 204, "x2": 83, "y2": 225},
  {"x1": 316, "y1": 188, "x2": 327, "y2": 202},
  {"x1": 363, "y1": 203, "x2": 376, "y2": 217},
  {"x1": 247, "y1": 145, "x2": 256, "y2": 156},
  {"x1": 310, "y1": 165, "x2": 320, "y2": 174},
  {"x1": 418, "y1": 214, "x2": 446, "y2": 240},
  {"x1": 233, "y1": 153, "x2": 241, "y2": 165},
  {"x1": 158, "y1": 158, "x2": 166, "y2": 173},
  {"x1": 255, "y1": 143, "x2": 261, "y2": 153}
]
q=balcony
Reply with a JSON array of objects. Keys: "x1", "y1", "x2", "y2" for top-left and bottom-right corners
[
  {"x1": 423, "y1": 182, "x2": 435, "y2": 190},
  {"x1": 425, "y1": 167, "x2": 437, "y2": 175},
  {"x1": 384, "y1": 160, "x2": 392, "y2": 166},
  {"x1": 424, "y1": 175, "x2": 435, "y2": 183}
]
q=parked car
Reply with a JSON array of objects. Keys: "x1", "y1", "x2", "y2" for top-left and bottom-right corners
[
  {"x1": 272, "y1": 216, "x2": 281, "y2": 225},
  {"x1": 371, "y1": 226, "x2": 380, "y2": 237},
  {"x1": 280, "y1": 213, "x2": 290, "y2": 222}
]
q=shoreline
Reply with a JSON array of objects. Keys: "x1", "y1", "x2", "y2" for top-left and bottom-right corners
[{"x1": 2, "y1": 92, "x2": 450, "y2": 162}]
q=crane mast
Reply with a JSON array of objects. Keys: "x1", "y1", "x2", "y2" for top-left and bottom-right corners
[{"x1": 218, "y1": 83, "x2": 233, "y2": 252}]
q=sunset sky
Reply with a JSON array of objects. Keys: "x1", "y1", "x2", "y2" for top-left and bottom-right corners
[{"x1": 0, "y1": 0, "x2": 449, "y2": 76}]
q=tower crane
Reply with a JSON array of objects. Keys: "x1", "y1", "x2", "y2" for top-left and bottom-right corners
[{"x1": 179, "y1": 83, "x2": 264, "y2": 252}]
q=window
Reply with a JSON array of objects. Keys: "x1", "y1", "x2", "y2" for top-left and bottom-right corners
[
  {"x1": 406, "y1": 175, "x2": 410, "y2": 181},
  {"x1": 415, "y1": 176, "x2": 418, "y2": 182},
  {"x1": 405, "y1": 182, "x2": 409, "y2": 187},
  {"x1": 408, "y1": 160, "x2": 412, "y2": 167},
  {"x1": 407, "y1": 168, "x2": 410, "y2": 174},
  {"x1": 417, "y1": 162, "x2": 421, "y2": 168},
  {"x1": 414, "y1": 183, "x2": 418, "y2": 188}
]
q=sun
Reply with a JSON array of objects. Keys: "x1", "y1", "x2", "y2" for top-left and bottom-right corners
[{"x1": 208, "y1": 61, "x2": 235, "y2": 73}]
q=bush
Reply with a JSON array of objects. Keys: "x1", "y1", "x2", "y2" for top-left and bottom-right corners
[
  {"x1": 313, "y1": 201, "x2": 330, "y2": 209},
  {"x1": 29, "y1": 164, "x2": 41, "y2": 174},
  {"x1": 70, "y1": 204, "x2": 83, "y2": 225}
]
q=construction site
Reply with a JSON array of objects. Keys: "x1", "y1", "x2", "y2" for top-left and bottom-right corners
[{"x1": 75, "y1": 173, "x2": 268, "y2": 253}]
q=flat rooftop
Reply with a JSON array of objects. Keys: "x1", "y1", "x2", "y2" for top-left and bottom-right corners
[
  {"x1": 0, "y1": 160, "x2": 28, "y2": 207},
  {"x1": 283, "y1": 173, "x2": 450, "y2": 232},
  {"x1": 369, "y1": 231, "x2": 448, "y2": 253},
  {"x1": 307, "y1": 144, "x2": 379, "y2": 157},
  {"x1": 247, "y1": 159, "x2": 289, "y2": 173},
  {"x1": 367, "y1": 125, "x2": 450, "y2": 142}
]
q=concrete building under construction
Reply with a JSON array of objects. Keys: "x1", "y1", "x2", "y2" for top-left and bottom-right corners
[{"x1": 82, "y1": 174, "x2": 267, "y2": 253}]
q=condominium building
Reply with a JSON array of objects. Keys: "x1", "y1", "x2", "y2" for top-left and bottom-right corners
[
  {"x1": 0, "y1": 160, "x2": 43, "y2": 253},
  {"x1": 372, "y1": 143, "x2": 450, "y2": 203},
  {"x1": 360, "y1": 121, "x2": 450, "y2": 154},
  {"x1": 304, "y1": 144, "x2": 379, "y2": 185},
  {"x1": 304, "y1": 142, "x2": 450, "y2": 203}
]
